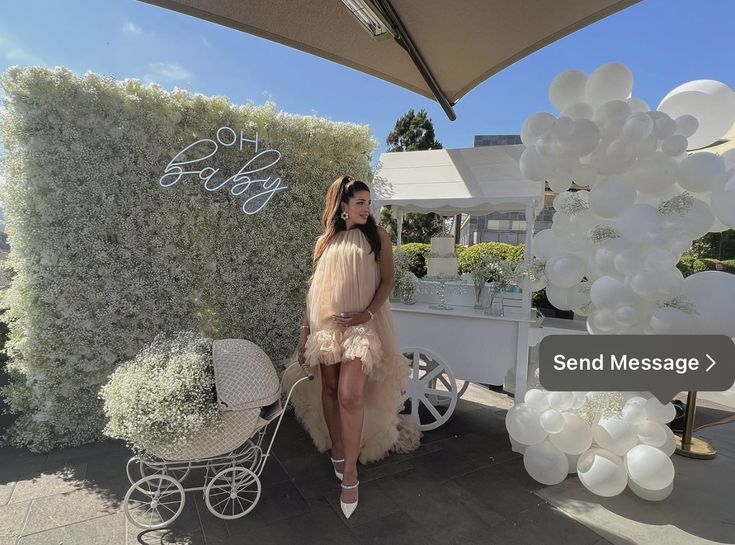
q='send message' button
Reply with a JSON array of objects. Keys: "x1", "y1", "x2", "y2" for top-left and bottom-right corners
[{"x1": 539, "y1": 335, "x2": 735, "y2": 403}]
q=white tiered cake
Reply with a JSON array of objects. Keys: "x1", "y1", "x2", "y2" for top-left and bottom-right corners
[{"x1": 427, "y1": 236, "x2": 458, "y2": 278}]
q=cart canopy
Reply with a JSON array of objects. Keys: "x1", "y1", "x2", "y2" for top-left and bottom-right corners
[{"x1": 372, "y1": 145, "x2": 545, "y2": 216}]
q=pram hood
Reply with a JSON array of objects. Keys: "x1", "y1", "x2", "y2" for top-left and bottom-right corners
[{"x1": 212, "y1": 338, "x2": 281, "y2": 411}]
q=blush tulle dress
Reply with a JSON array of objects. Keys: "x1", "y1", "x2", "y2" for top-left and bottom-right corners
[{"x1": 282, "y1": 227, "x2": 422, "y2": 463}]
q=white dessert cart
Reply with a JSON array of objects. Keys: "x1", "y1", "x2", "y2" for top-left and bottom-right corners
[{"x1": 373, "y1": 145, "x2": 545, "y2": 430}]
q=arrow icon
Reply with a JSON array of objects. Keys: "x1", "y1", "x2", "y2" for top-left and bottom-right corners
[{"x1": 705, "y1": 354, "x2": 717, "y2": 372}]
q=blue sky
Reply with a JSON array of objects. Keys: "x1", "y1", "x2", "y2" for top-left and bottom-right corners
[{"x1": 0, "y1": 0, "x2": 734, "y2": 168}]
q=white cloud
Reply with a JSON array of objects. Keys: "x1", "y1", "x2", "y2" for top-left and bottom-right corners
[
  {"x1": 5, "y1": 48, "x2": 43, "y2": 64},
  {"x1": 123, "y1": 22, "x2": 143, "y2": 35},
  {"x1": 200, "y1": 36, "x2": 213, "y2": 49},
  {"x1": 144, "y1": 62, "x2": 193, "y2": 84},
  {"x1": 0, "y1": 33, "x2": 43, "y2": 65}
]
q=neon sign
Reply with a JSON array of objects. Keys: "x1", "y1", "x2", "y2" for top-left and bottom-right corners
[{"x1": 159, "y1": 127, "x2": 288, "y2": 214}]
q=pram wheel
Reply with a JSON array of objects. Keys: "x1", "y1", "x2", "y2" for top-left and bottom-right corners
[
  {"x1": 205, "y1": 467, "x2": 261, "y2": 519},
  {"x1": 124, "y1": 474, "x2": 185, "y2": 529}
]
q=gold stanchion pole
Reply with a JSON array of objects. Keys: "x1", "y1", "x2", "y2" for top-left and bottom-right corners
[{"x1": 674, "y1": 391, "x2": 717, "y2": 459}]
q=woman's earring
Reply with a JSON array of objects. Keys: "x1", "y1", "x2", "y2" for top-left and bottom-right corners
[{"x1": 340, "y1": 210, "x2": 349, "y2": 221}]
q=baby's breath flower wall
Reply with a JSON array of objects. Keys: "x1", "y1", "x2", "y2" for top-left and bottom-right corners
[{"x1": 0, "y1": 66, "x2": 377, "y2": 452}]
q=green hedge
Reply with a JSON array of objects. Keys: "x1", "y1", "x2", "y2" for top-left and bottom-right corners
[
  {"x1": 677, "y1": 256, "x2": 735, "y2": 277},
  {"x1": 393, "y1": 241, "x2": 525, "y2": 277},
  {"x1": 457, "y1": 242, "x2": 524, "y2": 274}
]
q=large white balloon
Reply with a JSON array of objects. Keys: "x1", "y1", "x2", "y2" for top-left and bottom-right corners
[
  {"x1": 524, "y1": 439, "x2": 569, "y2": 486},
  {"x1": 625, "y1": 444, "x2": 675, "y2": 491},
  {"x1": 628, "y1": 479, "x2": 673, "y2": 501},
  {"x1": 710, "y1": 170, "x2": 735, "y2": 228},
  {"x1": 649, "y1": 307, "x2": 698, "y2": 334},
  {"x1": 681, "y1": 271, "x2": 735, "y2": 336},
  {"x1": 577, "y1": 449, "x2": 628, "y2": 497},
  {"x1": 658, "y1": 79, "x2": 735, "y2": 150},
  {"x1": 678, "y1": 152, "x2": 726, "y2": 193},
  {"x1": 586, "y1": 63, "x2": 634, "y2": 108}
]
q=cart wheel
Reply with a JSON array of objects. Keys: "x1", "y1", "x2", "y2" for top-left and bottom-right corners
[
  {"x1": 400, "y1": 346, "x2": 458, "y2": 431},
  {"x1": 205, "y1": 467, "x2": 261, "y2": 520},
  {"x1": 124, "y1": 474, "x2": 185, "y2": 530},
  {"x1": 457, "y1": 380, "x2": 471, "y2": 399},
  {"x1": 140, "y1": 459, "x2": 191, "y2": 485}
]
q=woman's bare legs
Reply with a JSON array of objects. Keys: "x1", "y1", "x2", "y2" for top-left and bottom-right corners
[
  {"x1": 320, "y1": 363, "x2": 344, "y2": 475},
  {"x1": 338, "y1": 357, "x2": 368, "y2": 504}
]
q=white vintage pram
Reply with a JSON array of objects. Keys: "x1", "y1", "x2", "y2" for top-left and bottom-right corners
[{"x1": 123, "y1": 339, "x2": 311, "y2": 529}]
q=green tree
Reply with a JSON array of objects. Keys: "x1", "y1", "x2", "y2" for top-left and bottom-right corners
[
  {"x1": 380, "y1": 109, "x2": 447, "y2": 243},
  {"x1": 686, "y1": 230, "x2": 735, "y2": 260}
]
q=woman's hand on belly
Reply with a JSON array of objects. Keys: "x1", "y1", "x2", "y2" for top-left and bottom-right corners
[{"x1": 332, "y1": 311, "x2": 370, "y2": 327}]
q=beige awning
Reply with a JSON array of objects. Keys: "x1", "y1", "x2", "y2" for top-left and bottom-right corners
[{"x1": 140, "y1": 0, "x2": 639, "y2": 119}]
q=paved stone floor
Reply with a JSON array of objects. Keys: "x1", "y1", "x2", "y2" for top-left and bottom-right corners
[{"x1": 0, "y1": 388, "x2": 730, "y2": 545}]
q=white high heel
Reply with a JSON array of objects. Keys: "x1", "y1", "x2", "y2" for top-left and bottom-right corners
[
  {"x1": 340, "y1": 480, "x2": 359, "y2": 519},
  {"x1": 330, "y1": 456, "x2": 344, "y2": 480}
]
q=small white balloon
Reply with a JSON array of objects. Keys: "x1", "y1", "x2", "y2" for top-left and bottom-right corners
[
  {"x1": 626, "y1": 97, "x2": 651, "y2": 113},
  {"x1": 661, "y1": 134, "x2": 688, "y2": 156},
  {"x1": 644, "y1": 249, "x2": 677, "y2": 273},
  {"x1": 625, "y1": 444, "x2": 675, "y2": 491},
  {"x1": 540, "y1": 409, "x2": 566, "y2": 434},
  {"x1": 674, "y1": 114, "x2": 698, "y2": 137},
  {"x1": 548, "y1": 392, "x2": 575, "y2": 412},
  {"x1": 545, "y1": 252, "x2": 586, "y2": 289},
  {"x1": 586, "y1": 63, "x2": 634, "y2": 107},
  {"x1": 524, "y1": 439, "x2": 569, "y2": 485},
  {"x1": 525, "y1": 389, "x2": 550, "y2": 411},
  {"x1": 549, "y1": 413, "x2": 593, "y2": 455},
  {"x1": 623, "y1": 112, "x2": 654, "y2": 140},
  {"x1": 594, "y1": 417, "x2": 639, "y2": 456},
  {"x1": 636, "y1": 420, "x2": 668, "y2": 447},
  {"x1": 561, "y1": 101, "x2": 594, "y2": 120},
  {"x1": 627, "y1": 153, "x2": 679, "y2": 195},
  {"x1": 520, "y1": 145, "x2": 556, "y2": 181},
  {"x1": 549, "y1": 70, "x2": 588, "y2": 111},
  {"x1": 506, "y1": 404, "x2": 547, "y2": 446},
  {"x1": 652, "y1": 114, "x2": 677, "y2": 140},
  {"x1": 589, "y1": 178, "x2": 636, "y2": 218},
  {"x1": 577, "y1": 448, "x2": 628, "y2": 497},
  {"x1": 622, "y1": 397, "x2": 647, "y2": 424}
]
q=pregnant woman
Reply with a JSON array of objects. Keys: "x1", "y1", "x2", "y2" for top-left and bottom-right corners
[{"x1": 282, "y1": 175, "x2": 421, "y2": 519}]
